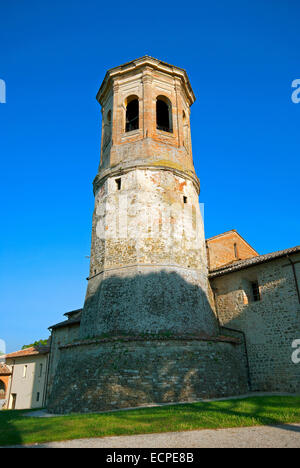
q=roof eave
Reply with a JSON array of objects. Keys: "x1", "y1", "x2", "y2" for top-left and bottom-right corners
[
  {"x1": 96, "y1": 56, "x2": 196, "y2": 107},
  {"x1": 2, "y1": 348, "x2": 50, "y2": 360},
  {"x1": 209, "y1": 246, "x2": 300, "y2": 278},
  {"x1": 49, "y1": 318, "x2": 81, "y2": 330}
]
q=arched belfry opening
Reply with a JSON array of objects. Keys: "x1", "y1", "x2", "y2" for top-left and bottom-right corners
[
  {"x1": 156, "y1": 96, "x2": 173, "y2": 133},
  {"x1": 125, "y1": 96, "x2": 139, "y2": 132}
]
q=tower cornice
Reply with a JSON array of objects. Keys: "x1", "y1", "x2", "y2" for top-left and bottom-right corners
[{"x1": 97, "y1": 56, "x2": 196, "y2": 107}]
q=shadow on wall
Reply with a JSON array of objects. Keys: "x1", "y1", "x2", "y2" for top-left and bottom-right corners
[
  {"x1": 80, "y1": 270, "x2": 219, "y2": 339},
  {"x1": 47, "y1": 271, "x2": 250, "y2": 414}
]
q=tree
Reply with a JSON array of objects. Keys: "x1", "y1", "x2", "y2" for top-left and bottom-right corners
[{"x1": 22, "y1": 339, "x2": 49, "y2": 350}]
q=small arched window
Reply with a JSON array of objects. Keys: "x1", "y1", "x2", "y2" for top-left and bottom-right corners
[
  {"x1": 156, "y1": 96, "x2": 173, "y2": 133},
  {"x1": 125, "y1": 96, "x2": 139, "y2": 132},
  {"x1": 0, "y1": 380, "x2": 6, "y2": 399}
]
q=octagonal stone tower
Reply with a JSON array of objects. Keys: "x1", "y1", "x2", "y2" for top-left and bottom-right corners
[
  {"x1": 80, "y1": 56, "x2": 218, "y2": 338},
  {"x1": 48, "y1": 58, "x2": 249, "y2": 415}
]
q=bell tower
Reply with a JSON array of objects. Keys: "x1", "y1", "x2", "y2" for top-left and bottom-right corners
[
  {"x1": 95, "y1": 56, "x2": 197, "y2": 184},
  {"x1": 80, "y1": 56, "x2": 217, "y2": 338},
  {"x1": 47, "y1": 58, "x2": 249, "y2": 415}
]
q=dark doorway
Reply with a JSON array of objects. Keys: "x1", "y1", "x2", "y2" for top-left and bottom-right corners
[{"x1": 11, "y1": 393, "x2": 17, "y2": 410}]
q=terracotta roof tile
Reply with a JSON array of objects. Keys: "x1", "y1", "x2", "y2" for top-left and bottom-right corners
[{"x1": 2, "y1": 346, "x2": 49, "y2": 359}]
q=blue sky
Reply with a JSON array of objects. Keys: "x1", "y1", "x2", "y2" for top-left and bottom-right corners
[{"x1": 0, "y1": 0, "x2": 299, "y2": 352}]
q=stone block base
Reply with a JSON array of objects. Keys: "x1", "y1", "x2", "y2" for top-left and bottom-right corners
[{"x1": 47, "y1": 338, "x2": 249, "y2": 414}]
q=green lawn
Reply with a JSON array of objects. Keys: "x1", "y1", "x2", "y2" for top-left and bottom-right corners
[{"x1": 1, "y1": 396, "x2": 300, "y2": 446}]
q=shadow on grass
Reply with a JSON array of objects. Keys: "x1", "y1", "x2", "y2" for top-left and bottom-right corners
[
  {"x1": 105, "y1": 396, "x2": 300, "y2": 431},
  {"x1": 0, "y1": 410, "x2": 23, "y2": 446},
  {"x1": 1, "y1": 396, "x2": 300, "y2": 446}
]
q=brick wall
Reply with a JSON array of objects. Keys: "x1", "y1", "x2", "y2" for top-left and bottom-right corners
[
  {"x1": 46, "y1": 323, "x2": 80, "y2": 406},
  {"x1": 207, "y1": 230, "x2": 258, "y2": 271}
]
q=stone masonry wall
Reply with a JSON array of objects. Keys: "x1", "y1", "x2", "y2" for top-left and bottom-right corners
[
  {"x1": 80, "y1": 169, "x2": 218, "y2": 339},
  {"x1": 46, "y1": 324, "x2": 80, "y2": 406},
  {"x1": 210, "y1": 253, "x2": 300, "y2": 393},
  {"x1": 47, "y1": 338, "x2": 249, "y2": 414}
]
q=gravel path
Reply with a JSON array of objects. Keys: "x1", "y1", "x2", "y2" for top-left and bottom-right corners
[{"x1": 23, "y1": 424, "x2": 300, "y2": 448}]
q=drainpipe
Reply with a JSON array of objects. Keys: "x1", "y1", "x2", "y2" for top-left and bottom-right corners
[
  {"x1": 286, "y1": 255, "x2": 300, "y2": 304},
  {"x1": 212, "y1": 287, "x2": 252, "y2": 391}
]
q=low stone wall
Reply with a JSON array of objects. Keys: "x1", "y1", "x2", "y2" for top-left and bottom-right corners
[{"x1": 47, "y1": 337, "x2": 249, "y2": 414}]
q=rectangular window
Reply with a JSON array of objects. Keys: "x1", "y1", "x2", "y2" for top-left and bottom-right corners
[
  {"x1": 115, "y1": 178, "x2": 121, "y2": 191},
  {"x1": 251, "y1": 281, "x2": 261, "y2": 302},
  {"x1": 39, "y1": 363, "x2": 43, "y2": 378},
  {"x1": 234, "y1": 243, "x2": 239, "y2": 260},
  {"x1": 183, "y1": 196, "x2": 187, "y2": 204},
  {"x1": 36, "y1": 392, "x2": 40, "y2": 402},
  {"x1": 23, "y1": 365, "x2": 28, "y2": 378}
]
